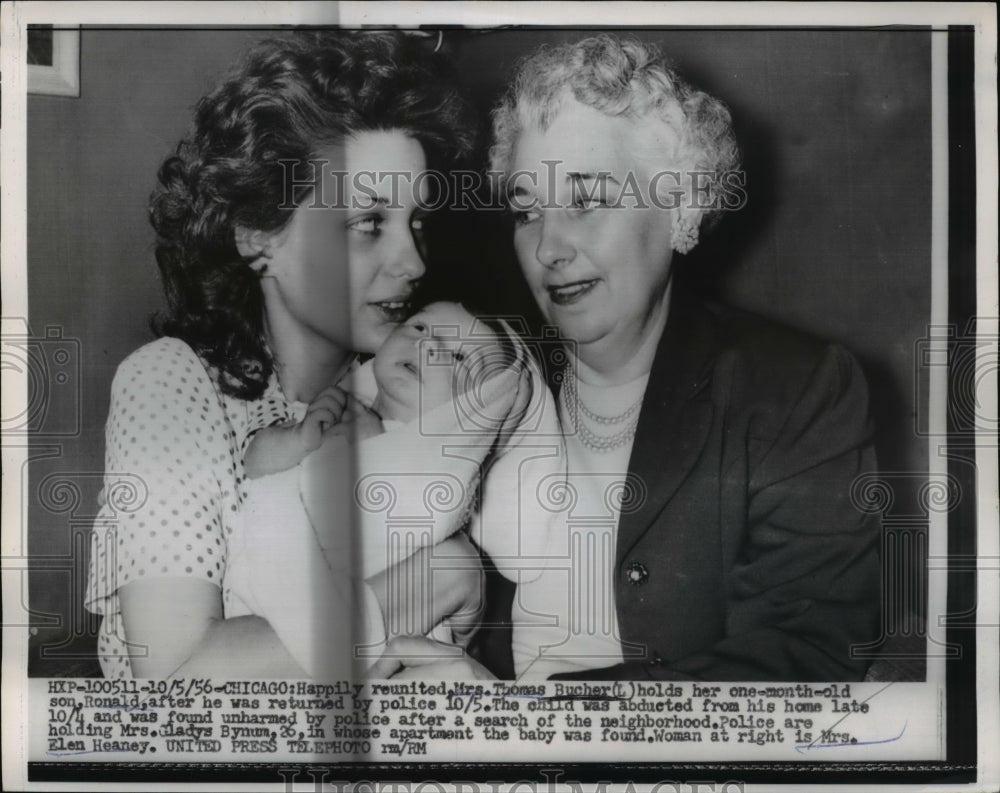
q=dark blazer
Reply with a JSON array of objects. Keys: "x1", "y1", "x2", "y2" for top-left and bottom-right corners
[{"x1": 473, "y1": 288, "x2": 881, "y2": 681}]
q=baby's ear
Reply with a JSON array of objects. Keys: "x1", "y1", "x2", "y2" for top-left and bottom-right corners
[{"x1": 234, "y1": 226, "x2": 272, "y2": 270}]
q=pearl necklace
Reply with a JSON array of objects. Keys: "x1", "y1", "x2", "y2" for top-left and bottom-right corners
[{"x1": 560, "y1": 364, "x2": 643, "y2": 453}]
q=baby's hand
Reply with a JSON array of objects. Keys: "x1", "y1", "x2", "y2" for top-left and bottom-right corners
[
  {"x1": 323, "y1": 400, "x2": 384, "y2": 443},
  {"x1": 297, "y1": 386, "x2": 350, "y2": 452}
]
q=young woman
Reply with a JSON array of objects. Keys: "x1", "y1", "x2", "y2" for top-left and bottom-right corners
[{"x1": 86, "y1": 31, "x2": 482, "y2": 679}]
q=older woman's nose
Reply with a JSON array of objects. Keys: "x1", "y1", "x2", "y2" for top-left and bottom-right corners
[{"x1": 535, "y1": 211, "x2": 576, "y2": 267}]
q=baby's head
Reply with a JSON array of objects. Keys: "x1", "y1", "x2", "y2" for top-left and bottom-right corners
[{"x1": 373, "y1": 302, "x2": 514, "y2": 423}]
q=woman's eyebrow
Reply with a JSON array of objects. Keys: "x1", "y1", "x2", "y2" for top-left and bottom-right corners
[
  {"x1": 567, "y1": 171, "x2": 620, "y2": 186},
  {"x1": 507, "y1": 184, "x2": 533, "y2": 201},
  {"x1": 566, "y1": 171, "x2": 617, "y2": 180},
  {"x1": 350, "y1": 194, "x2": 391, "y2": 211}
]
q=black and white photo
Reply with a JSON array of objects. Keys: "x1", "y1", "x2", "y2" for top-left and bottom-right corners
[{"x1": 2, "y1": 2, "x2": 996, "y2": 790}]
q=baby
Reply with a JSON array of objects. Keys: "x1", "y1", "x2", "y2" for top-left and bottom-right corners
[
  {"x1": 244, "y1": 301, "x2": 514, "y2": 479},
  {"x1": 238, "y1": 301, "x2": 524, "y2": 652},
  {"x1": 228, "y1": 301, "x2": 563, "y2": 676}
]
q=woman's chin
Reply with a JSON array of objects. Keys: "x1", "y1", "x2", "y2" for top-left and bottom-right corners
[
  {"x1": 353, "y1": 320, "x2": 395, "y2": 354},
  {"x1": 545, "y1": 312, "x2": 607, "y2": 347}
]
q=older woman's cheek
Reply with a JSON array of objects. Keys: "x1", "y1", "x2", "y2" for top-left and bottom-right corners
[{"x1": 513, "y1": 229, "x2": 550, "y2": 319}]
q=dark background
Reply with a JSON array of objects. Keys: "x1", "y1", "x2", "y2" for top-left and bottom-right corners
[{"x1": 25, "y1": 28, "x2": 932, "y2": 676}]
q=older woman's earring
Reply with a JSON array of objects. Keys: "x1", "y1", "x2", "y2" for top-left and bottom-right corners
[{"x1": 672, "y1": 216, "x2": 699, "y2": 255}]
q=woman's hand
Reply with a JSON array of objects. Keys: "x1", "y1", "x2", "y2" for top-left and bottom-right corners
[
  {"x1": 366, "y1": 533, "x2": 484, "y2": 640},
  {"x1": 365, "y1": 535, "x2": 486, "y2": 680},
  {"x1": 370, "y1": 636, "x2": 497, "y2": 680},
  {"x1": 434, "y1": 534, "x2": 486, "y2": 646}
]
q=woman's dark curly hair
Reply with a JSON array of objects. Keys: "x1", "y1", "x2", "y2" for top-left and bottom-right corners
[{"x1": 150, "y1": 31, "x2": 475, "y2": 399}]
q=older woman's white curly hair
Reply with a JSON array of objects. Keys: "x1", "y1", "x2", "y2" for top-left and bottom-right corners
[{"x1": 490, "y1": 35, "x2": 741, "y2": 229}]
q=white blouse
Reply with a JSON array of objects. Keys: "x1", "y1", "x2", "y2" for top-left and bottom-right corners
[
  {"x1": 512, "y1": 370, "x2": 650, "y2": 679},
  {"x1": 85, "y1": 337, "x2": 336, "y2": 678}
]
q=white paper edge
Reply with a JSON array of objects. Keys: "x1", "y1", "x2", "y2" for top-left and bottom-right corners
[{"x1": 1, "y1": 3, "x2": 997, "y2": 792}]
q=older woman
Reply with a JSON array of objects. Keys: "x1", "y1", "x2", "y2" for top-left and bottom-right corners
[
  {"x1": 385, "y1": 34, "x2": 880, "y2": 681},
  {"x1": 86, "y1": 31, "x2": 482, "y2": 679}
]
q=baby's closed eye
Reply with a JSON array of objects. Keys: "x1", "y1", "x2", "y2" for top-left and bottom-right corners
[{"x1": 425, "y1": 346, "x2": 466, "y2": 365}]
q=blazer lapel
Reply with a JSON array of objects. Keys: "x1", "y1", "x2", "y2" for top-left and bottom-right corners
[{"x1": 616, "y1": 288, "x2": 718, "y2": 563}]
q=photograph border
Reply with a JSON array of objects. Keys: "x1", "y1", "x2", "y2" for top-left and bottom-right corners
[{"x1": 3, "y1": 2, "x2": 997, "y2": 791}]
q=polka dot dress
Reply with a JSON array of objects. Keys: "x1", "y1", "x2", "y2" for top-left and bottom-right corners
[{"x1": 85, "y1": 337, "x2": 303, "y2": 678}]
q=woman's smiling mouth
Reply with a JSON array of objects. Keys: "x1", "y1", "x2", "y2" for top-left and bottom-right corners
[
  {"x1": 548, "y1": 279, "x2": 600, "y2": 306},
  {"x1": 371, "y1": 299, "x2": 411, "y2": 323}
]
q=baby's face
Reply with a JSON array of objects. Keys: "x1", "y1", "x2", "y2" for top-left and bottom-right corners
[{"x1": 373, "y1": 302, "x2": 501, "y2": 422}]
